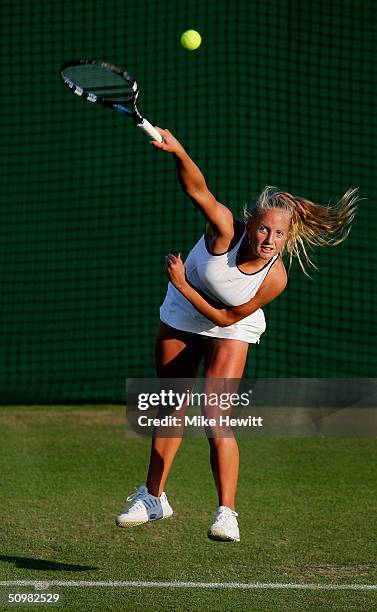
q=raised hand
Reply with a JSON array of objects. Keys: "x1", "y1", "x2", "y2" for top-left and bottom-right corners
[{"x1": 150, "y1": 128, "x2": 185, "y2": 155}]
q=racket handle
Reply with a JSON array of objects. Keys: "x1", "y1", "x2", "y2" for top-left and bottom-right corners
[{"x1": 137, "y1": 118, "x2": 163, "y2": 143}]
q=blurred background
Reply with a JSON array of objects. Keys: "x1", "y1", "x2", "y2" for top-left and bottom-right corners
[{"x1": 0, "y1": 0, "x2": 376, "y2": 403}]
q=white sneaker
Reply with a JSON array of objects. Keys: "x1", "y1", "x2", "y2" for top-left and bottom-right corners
[
  {"x1": 208, "y1": 506, "x2": 240, "y2": 542},
  {"x1": 115, "y1": 485, "x2": 173, "y2": 527}
]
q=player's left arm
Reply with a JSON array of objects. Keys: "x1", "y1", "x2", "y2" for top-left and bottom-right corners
[{"x1": 165, "y1": 254, "x2": 287, "y2": 327}]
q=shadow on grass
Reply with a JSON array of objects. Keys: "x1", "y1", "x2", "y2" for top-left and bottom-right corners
[{"x1": 0, "y1": 555, "x2": 97, "y2": 571}]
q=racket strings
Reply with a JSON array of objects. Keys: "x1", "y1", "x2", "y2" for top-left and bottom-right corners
[{"x1": 62, "y1": 65, "x2": 135, "y2": 102}]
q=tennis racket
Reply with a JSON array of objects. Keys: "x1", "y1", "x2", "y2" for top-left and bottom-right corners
[{"x1": 59, "y1": 58, "x2": 163, "y2": 142}]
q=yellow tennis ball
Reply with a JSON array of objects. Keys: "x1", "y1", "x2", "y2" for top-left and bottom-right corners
[{"x1": 180, "y1": 30, "x2": 202, "y2": 51}]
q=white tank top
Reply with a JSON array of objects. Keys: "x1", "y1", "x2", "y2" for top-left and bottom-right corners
[{"x1": 160, "y1": 226, "x2": 279, "y2": 344}]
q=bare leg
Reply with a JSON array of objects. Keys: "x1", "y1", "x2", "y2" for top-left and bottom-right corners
[
  {"x1": 145, "y1": 322, "x2": 204, "y2": 496},
  {"x1": 203, "y1": 338, "x2": 249, "y2": 510}
]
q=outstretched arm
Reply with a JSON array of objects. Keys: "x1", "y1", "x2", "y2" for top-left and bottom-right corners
[
  {"x1": 150, "y1": 128, "x2": 234, "y2": 238},
  {"x1": 165, "y1": 254, "x2": 287, "y2": 327}
]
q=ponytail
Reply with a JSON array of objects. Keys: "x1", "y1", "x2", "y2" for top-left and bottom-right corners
[{"x1": 244, "y1": 186, "x2": 361, "y2": 276}]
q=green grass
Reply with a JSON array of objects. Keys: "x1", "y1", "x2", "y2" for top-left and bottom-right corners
[{"x1": 0, "y1": 406, "x2": 376, "y2": 611}]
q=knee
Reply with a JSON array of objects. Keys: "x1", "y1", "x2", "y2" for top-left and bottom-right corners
[
  {"x1": 207, "y1": 435, "x2": 238, "y2": 450},
  {"x1": 204, "y1": 366, "x2": 222, "y2": 379}
]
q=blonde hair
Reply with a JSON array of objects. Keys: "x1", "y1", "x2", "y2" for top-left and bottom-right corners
[{"x1": 244, "y1": 186, "x2": 361, "y2": 276}]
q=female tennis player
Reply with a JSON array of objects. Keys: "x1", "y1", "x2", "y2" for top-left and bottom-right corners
[{"x1": 116, "y1": 128, "x2": 359, "y2": 541}]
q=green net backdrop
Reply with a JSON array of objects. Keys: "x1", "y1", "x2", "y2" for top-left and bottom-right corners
[{"x1": 1, "y1": 0, "x2": 376, "y2": 404}]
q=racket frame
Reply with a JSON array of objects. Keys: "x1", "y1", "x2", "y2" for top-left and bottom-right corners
[{"x1": 60, "y1": 59, "x2": 162, "y2": 142}]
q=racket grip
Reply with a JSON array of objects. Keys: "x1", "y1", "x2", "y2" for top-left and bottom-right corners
[{"x1": 137, "y1": 118, "x2": 163, "y2": 143}]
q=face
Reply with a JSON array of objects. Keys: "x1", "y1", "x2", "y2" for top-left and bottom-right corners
[{"x1": 247, "y1": 209, "x2": 291, "y2": 260}]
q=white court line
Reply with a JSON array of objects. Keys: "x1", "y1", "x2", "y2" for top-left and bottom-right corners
[{"x1": 0, "y1": 580, "x2": 376, "y2": 591}]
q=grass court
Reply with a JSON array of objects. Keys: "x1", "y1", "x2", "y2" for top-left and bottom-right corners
[{"x1": 0, "y1": 406, "x2": 376, "y2": 610}]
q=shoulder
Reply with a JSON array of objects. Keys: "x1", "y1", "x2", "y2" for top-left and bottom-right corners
[
  {"x1": 261, "y1": 256, "x2": 288, "y2": 295},
  {"x1": 205, "y1": 217, "x2": 245, "y2": 254},
  {"x1": 271, "y1": 255, "x2": 288, "y2": 284},
  {"x1": 270, "y1": 255, "x2": 288, "y2": 284}
]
